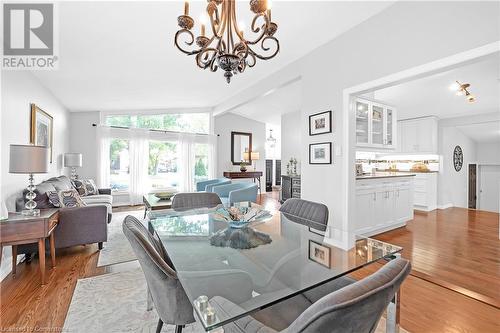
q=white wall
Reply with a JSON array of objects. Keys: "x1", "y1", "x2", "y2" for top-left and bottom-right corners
[
  {"x1": 281, "y1": 111, "x2": 302, "y2": 175},
  {"x1": 214, "y1": 112, "x2": 266, "y2": 189},
  {"x1": 213, "y1": 1, "x2": 499, "y2": 232},
  {"x1": 438, "y1": 126, "x2": 477, "y2": 208},
  {"x1": 477, "y1": 142, "x2": 500, "y2": 165},
  {"x1": 69, "y1": 111, "x2": 100, "y2": 179},
  {"x1": 1, "y1": 71, "x2": 70, "y2": 280}
]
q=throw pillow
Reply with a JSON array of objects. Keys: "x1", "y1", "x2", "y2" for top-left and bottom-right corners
[
  {"x1": 47, "y1": 189, "x2": 86, "y2": 208},
  {"x1": 71, "y1": 179, "x2": 99, "y2": 196}
]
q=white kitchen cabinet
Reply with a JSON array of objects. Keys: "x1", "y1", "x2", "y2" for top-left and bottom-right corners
[
  {"x1": 355, "y1": 98, "x2": 397, "y2": 150},
  {"x1": 398, "y1": 116, "x2": 438, "y2": 153},
  {"x1": 413, "y1": 173, "x2": 438, "y2": 211},
  {"x1": 355, "y1": 177, "x2": 414, "y2": 236}
]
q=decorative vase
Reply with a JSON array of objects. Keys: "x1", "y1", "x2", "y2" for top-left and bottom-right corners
[
  {"x1": 0, "y1": 201, "x2": 8, "y2": 221},
  {"x1": 240, "y1": 163, "x2": 247, "y2": 172}
]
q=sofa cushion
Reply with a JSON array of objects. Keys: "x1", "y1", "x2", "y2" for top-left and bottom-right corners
[
  {"x1": 22, "y1": 181, "x2": 57, "y2": 209},
  {"x1": 81, "y1": 194, "x2": 113, "y2": 215},
  {"x1": 47, "y1": 176, "x2": 73, "y2": 191},
  {"x1": 47, "y1": 189, "x2": 86, "y2": 208}
]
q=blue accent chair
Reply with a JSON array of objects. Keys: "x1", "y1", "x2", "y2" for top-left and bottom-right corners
[
  {"x1": 196, "y1": 178, "x2": 231, "y2": 192},
  {"x1": 213, "y1": 182, "x2": 259, "y2": 205}
]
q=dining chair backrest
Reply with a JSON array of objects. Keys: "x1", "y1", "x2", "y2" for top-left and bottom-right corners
[
  {"x1": 171, "y1": 192, "x2": 222, "y2": 211},
  {"x1": 285, "y1": 258, "x2": 411, "y2": 333},
  {"x1": 122, "y1": 215, "x2": 195, "y2": 326},
  {"x1": 279, "y1": 198, "x2": 329, "y2": 231}
]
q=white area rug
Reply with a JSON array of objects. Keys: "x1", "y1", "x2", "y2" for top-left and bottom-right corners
[
  {"x1": 64, "y1": 268, "x2": 409, "y2": 333},
  {"x1": 97, "y1": 210, "x2": 143, "y2": 267}
]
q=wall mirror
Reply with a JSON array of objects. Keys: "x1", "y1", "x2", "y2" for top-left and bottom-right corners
[{"x1": 231, "y1": 131, "x2": 252, "y2": 165}]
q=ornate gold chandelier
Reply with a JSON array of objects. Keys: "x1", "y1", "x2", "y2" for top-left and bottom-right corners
[{"x1": 174, "y1": 0, "x2": 279, "y2": 83}]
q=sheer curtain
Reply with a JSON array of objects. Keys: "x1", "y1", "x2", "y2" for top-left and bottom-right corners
[
  {"x1": 179, "y1": 134, "x2": 196, "y2": 192},
  {"x1": 96, "y1": 126, "x2": 111, "y2": 188},
  {"x1": 129, "y1": 128, "x2": 149, "y2": 205}
]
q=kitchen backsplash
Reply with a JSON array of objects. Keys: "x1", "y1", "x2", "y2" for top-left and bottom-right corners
[{"x1": 356, "y1": 152, "x2": 440, "y2": 173}]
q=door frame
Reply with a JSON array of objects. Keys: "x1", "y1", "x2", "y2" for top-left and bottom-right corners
[
  {"x1": 468, "y1": 163, "x2": 477, "y2": 209},
  {"x1": 341, "y1": 42, "x2": 500, "y2": 232}
]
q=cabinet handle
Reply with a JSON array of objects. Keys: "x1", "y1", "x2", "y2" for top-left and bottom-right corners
[{"x1": 373, "y1": 193, "x2": 376, "y2": 201}]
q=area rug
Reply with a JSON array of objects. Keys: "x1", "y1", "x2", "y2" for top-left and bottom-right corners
[
  {"x1": 64, "y1": 268, "x2": 409, "y2": 333},
  {"x1": 97, "y1": 210, "x2": 143, "y2": 267}
]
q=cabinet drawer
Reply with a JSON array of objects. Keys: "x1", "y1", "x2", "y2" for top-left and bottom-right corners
[
  {"x1": 291, "y1": 179, "x2": 301, "y2": 187},
  {"x1": 292, "y1": 188, "x2": 301, "y2": 195}
]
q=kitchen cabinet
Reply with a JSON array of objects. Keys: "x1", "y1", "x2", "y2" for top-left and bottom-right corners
[
  {"x1": 398, "y1": 116, "x2": 438, "y2": 153},
  {"x1": 355, "y1": 98, "x2": 397, "y2": 150},
  {"x1": 355, "y1": 176, "x2": 414, "y2": 236},
  {"x1": 413, "y1": 173, "x2": 438, "y2": 211}
]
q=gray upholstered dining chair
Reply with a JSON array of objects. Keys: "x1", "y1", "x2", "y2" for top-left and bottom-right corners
[
  {"x1": 210, "y1": 257, "x2": 411, "y2": 333},
  {"x1": 279, "y1": 198, "x2": 329, "y2": 231},
  {"x1": 123, "y1": 215, "x2": 195, "y2": 333},
  {"x1": 171, "y1": 192, "x2": 222, "y2": 211}
]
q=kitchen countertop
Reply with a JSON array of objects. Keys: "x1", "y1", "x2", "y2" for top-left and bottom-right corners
[
  {"x1": 356, "y1": 172, "x2": 416, "y2": 180},
  {"x1": 376, "y1": 169, "x2": 438, "y2": 173}
]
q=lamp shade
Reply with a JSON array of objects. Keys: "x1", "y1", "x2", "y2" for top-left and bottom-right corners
[
  {"x1": 64, "y1": 153, "x2": 83, "y2": 167},
  {"x1": 9, "y1": 145, "x2": 49, "y2": 174},
  {"x1": 250, "y1": 151, "x2": 260, "y2": 160}
]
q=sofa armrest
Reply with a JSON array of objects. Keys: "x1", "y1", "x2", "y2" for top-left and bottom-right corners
[
  {"x1": 56, "y1": 205, "x2": 108, "y2": 248},
  {"x1": 98, "y1": 188, "x2": 112, "y2": 195}
]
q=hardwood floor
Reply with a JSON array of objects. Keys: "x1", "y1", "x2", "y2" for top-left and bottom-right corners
[
  {"x1": 1, "y1": 195, "x2": 499, "y2": 333},
  {"x1": 373, "y1": 208, "x2": 500, "y2": 308}
]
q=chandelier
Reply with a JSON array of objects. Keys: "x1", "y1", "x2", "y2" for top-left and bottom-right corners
[
  {"x1": 174, "y1": 0, "x2": 279, "y2": 83},
  {"x1": 267, "y1": 129, "x2": 277, "y2": 147}
]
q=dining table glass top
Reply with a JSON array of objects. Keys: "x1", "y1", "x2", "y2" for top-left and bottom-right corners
[{"x1": 147, "y1": 202, "x2": 402, "y2": 331}]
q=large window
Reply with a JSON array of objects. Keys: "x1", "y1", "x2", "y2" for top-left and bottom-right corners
[
  {"x1": 194, "y1": 143, "x2": 210, "y2": 185},
  {"x1": 105, "y1": 113, "x2": 210, "y2": 134},
  {"x1": 109, "y1": 139, "x2": 129, "y2": 191},
  {"x1": 148, "y1": 141, "x2": 180, "y2": 189}
]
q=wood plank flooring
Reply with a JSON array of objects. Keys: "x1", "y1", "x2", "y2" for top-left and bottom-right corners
[{"x1": 1, "y1": 194, "x2": 499, "y2": 333}]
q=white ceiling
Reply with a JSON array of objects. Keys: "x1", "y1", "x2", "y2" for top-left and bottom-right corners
[
  {"x1": 456, "y1": 121, "x2": 500, "y2": 143},
  {"x1": 368, "y1": 54, "x2": 500, "y2": 120},
  {"x1": 32, "y1": 1, "x2": 394, "y2": 112},
  {"x1": 230, "y1": 79, "x2": 301, "y2": 125}
]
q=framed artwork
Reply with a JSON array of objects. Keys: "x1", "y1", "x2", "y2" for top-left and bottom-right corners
[
  {"x1": 30, "y1": 103, "x2": 53, "y2": 163},
  {"x1": 309, "y1": 142, "x2": 332, "y2": 165},
  {"x1": 308, "y1": 240, "x2": 331, "y2": 268},
  {"x1": 309, "y1": 110, "x2": 332, "y2": 136}
]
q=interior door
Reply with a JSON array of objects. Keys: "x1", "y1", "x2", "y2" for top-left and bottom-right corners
[
  {"x1": 468, "y1": 164, "x2": 477, "y2": 209},
  {"x1": 478, "y1": 165, "x2": 500, "y2": 213}
]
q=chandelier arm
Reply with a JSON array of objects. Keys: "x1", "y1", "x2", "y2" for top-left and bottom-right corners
[
  {"x1": 174, "y1": 29, "x2": 201, "y2": 55},
  {"x1": 245, "y1": 14, "x2": 268, "y2": 45},
  {"x1": 245, "y1": 51, "x2": 257, "y2": 68},
  {"x1": 230, "y1": 1, "x2": 244, "y2": 42},
  {"x1": 251, "y1": 36, "x2": 279, "y2": 60},
  {"x1": 209, "y1": 3, "x2": 222, "y2": 38},
  {"x1": 196, "y1": 47, "x2": 218, "y2": 69}
]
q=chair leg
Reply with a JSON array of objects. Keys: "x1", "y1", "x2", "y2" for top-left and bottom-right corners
[
  {"x1": 98, "y1": 242, "x2": 103, "y2": 250},
  {"x1": 174, "y1": 325, "x2": 183, "y2": 333},
  {"x1": 156, "y1": 319, "x2": 163, "y2": 333}
]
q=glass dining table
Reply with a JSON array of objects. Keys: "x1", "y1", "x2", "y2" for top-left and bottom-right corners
[{"x1": 147, "y1": 202, "x2": 403, "y2": 333}]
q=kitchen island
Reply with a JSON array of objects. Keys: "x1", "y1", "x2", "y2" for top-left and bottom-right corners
[{"x1": 355, "y1": 172, "x2": 415, "y2": 237}]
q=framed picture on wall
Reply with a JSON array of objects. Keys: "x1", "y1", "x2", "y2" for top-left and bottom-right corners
[
  {"x1": 309, "y1": 110, "x2": 332, "y2": 136},
  {"x1": 30, "y1": 103, "x2": 53, "y2": 163},
  {"x1": 308, "y1": 240, "x2": 331, "y2": 268},
  {"x1": 309, "y1": 142, "x2": 332, "y2": 164}
]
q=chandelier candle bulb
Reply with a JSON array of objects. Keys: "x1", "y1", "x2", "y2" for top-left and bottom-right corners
[
  {"x1": 184, "y1": 1, "x2": 189, "y2": 15},
  {"x1": 201, "y1": 24, "x2": 205, "y2": 37}
]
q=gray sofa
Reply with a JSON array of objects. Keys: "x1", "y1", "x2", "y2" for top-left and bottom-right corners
[{"x1": 15, "y1": 175, "x2": 111, "y2": 254}]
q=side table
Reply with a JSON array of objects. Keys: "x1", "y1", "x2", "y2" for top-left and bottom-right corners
[{"x1": 0, "y1": 209, "x2": 59, "y2": 285}]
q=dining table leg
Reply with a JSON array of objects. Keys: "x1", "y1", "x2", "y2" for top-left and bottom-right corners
[{"x1": 386, "y1": 253, "x2": 401, "y2": 333}]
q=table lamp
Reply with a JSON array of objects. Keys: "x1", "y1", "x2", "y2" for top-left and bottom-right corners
[
  {"x1": 250, "y1": 151, "x2": 260, "y2": 170},
  {"x1": 9, "y1": 144, "x2": 49, "y2": 216},
  {"x1": 64, "y1": 153, "x2": 83, "y2": 180}
]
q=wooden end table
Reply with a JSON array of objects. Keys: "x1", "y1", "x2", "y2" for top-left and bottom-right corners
[
  {"x1": 0, "y1": 209, "x2": 59, "y2": 285},
  {"x1": 143, "y1": 194, "x2": 172, "y2": 218}
]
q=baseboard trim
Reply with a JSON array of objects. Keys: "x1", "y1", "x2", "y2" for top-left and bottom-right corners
[{"x1": 438, "y1": 203, "x2": 453, "y2": 210}]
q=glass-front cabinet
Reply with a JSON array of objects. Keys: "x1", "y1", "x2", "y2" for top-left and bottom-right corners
[{"x1": 355, "y1": 98, "x2": 397, "y2": 149}]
